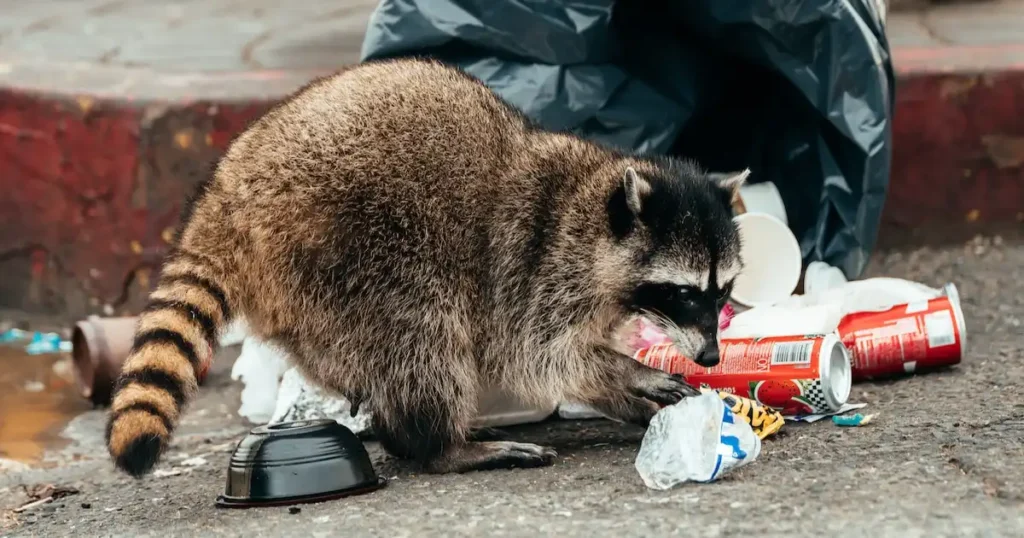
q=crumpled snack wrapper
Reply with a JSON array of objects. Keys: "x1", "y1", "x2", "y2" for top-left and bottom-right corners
[
  {"x1": 635, "y1": 392, "x2": 761, "y2": 489},
  {"x1": 713, "y1": 390, "x2": 784, "y2": 439}
]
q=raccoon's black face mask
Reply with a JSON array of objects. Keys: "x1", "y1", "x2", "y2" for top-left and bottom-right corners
[{"x1": 608, "y1": 162, "x2": 746, "y2": 367}]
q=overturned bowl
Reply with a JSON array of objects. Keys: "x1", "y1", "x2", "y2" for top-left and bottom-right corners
[{"x1": 216, "y1": 419, "x2": 386, "y2": 508}]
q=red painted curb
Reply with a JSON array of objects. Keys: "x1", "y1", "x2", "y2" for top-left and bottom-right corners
[{"x1": 888, "y1": 45, "x2": 1024, "y2": 229}]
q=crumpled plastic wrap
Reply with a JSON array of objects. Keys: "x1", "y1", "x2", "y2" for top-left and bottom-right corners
[
  {"x1": 229, "y1": 337, "x2": 290, "y2": 424},
  {"x1": 635, "y1": 392, "x2": 761, "y2": 489},
  {"x1": 270, "y1": 368, "x2": 374, "y2": 435}
]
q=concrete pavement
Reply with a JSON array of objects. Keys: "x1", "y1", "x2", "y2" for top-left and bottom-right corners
[{"x1": 1, "y1": 230, "x2": 1022, "y2": 537}]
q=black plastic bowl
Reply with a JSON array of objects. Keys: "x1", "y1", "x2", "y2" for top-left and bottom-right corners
[{"x1": 216, "y1": 419, "x2": 386, "y2": 508}]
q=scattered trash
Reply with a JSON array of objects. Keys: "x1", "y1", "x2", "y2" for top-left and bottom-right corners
[
  {"x1": 714, "y1": 391, "x2": 784, "y2": 440},
  {"x1": 271, "y1": 368, "x2": 373, "y2": 435},
  {"x1": 724, "y1": 273, "x2": 947, "y2": 339},
  {"x1": 13, "y1": 497, "x2": 52, "y2": 513},
  {"x1": 1, "y1": 329, "x2": 71, "y2": 355},
  {"x1": 730, "y1": 212, "x2": 803, "y2": 307},
  {"x1": 832, "y1": 413, "x2": 876, "y2": 427},
  {"x1": 153, "y1": 469, "x2": 183, "y2": 478},
  {"x1": 635, "y1": 392, "x2": 760, "y2": 490},
  {"x1": 634, "y1": 334, "x2": 852, "y2": 417},
  {"x1": 718, "y1": 304, "x2": 736, "y2": 332},
  {"x1": 14, "y1": 484, "x2": 79, "y2": 513},
  {"x1": 217, "y1": 419, "x2": 387, "y2": 508},
  {"x1": 180, "y1": 456, "x2": 208, "y2": 467},
  {"x1": 22, "y1": 380, "x2": 45, "y2": 393},
  {"x1": 802, "y1": 261, "x2": 848, "y2": 296},
  {"x1": 786, "y1": 403, "x2": 868, "y2": 423},
  {"x1": 231, "y1": 338, "x2": 291, "y2": 424},
  {"x1": 0, "y1": 329, "x2": 28, "y2": 343},
  {"x1": 233, "y1": 335, "x2": 554, "y2": 432},
  {"x1": 733, "y1": 180, "x2": 788, "y2": 225},
  {"x1": 727, "y1": 279, "x2": 965, "y2": 379},
  {"x1": 71, "y1": 315, "x2": 240, "y2": 407},
  {"x1": 24, "y1": 484, "x2": 79, "y2": 500},
  {"x1": 25, "y1": 332, "x2": 72, "y2": 355},
  {"x1": 839, "y1": 283, "x2": 965, "y2": 380},
  {"x1": 70, "y1": 316, "x2": 138, "y2": 405},
  {"x1": 777, "y1": 273, "x2": 943, "y2": 314}
]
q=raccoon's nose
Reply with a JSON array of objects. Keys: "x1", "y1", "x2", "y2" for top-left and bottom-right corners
[{"x1": 694, "y1": 346, "x2": 720, "y2": 367}]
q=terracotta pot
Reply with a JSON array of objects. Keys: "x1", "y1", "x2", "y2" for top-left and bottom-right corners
[{"x1": 71, "y1": 316, "x2": 138, "y2": 406}]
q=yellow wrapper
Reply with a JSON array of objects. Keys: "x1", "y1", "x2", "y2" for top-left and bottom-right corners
[{"x1": 708, "y1": 389, "x2": 784, "y2": 439}]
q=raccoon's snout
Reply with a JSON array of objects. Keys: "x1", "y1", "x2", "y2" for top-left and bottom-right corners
[{"x1": 694, "y1": 343, "x2": 720, "y2": 367}]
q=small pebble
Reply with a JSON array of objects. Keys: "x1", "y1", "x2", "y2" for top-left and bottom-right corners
[
  {"x1": 81, "y1": 503, "x2": 91, "y2": 509},
  {"x1": 289, "y1": 506, "x2": 301, "y2": 514}
]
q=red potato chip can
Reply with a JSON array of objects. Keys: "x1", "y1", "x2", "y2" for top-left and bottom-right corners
[
  {"x1": 634, "y1": 333, "x2": 852, "y2": 416},
  {"x1": 838, "y1": 282, "x2": 966, "y2": 380}
]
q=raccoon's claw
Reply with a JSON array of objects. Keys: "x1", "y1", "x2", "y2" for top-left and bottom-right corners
[
  {"x1": 670, "y1": 373, "x2": 701, "y2": 396},
  {"x1": 632, "y1": 371, "x2": 700, "y2": 405}
]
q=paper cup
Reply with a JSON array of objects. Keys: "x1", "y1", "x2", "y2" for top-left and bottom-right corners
[
  {"x1": 731, "y1": 212, "x2": 802, "y2": 307},
  {"x1": 734, "y1": 182, "x2": 787, "y2": 225},
  {"x1": 803, "y1": 261, "x2": 848, "y2": 296}
]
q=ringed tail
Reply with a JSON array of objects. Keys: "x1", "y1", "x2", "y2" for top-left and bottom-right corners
[{"x1": 105, "y1": 250, "x2": 233, "y2": 477}]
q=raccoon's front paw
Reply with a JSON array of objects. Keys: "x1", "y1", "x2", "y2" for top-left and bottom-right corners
[{"x1": 631, "y1": 370, "x2": 700, "y2": 405}]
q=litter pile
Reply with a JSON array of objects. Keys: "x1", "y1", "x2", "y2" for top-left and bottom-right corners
[
  {"x1": 54, "y1": 182, "x2": 967, "y2": 495},
  {"x1": 616, "y1": 179, "x2": 967, "y2": 488},
  {"x1": 227, "y1": 262, "x2": 965, "y2": 490}
]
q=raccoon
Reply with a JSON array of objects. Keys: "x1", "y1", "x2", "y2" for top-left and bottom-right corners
[{"x1": 105, "y1": 57, "x2": 747, "y2": 477}]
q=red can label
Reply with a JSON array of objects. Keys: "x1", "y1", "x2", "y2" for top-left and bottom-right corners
[
  {"x1": 634, "y1": 335, "x2": 830, "y2": 415},
  {"x1": 838, "y1": 296, "x2": 963, "y2": 380}
]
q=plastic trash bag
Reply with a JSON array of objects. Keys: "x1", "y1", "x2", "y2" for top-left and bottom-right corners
[
  {"x1": 360, "y1": 0, "x2": 894, "y2": 278},
  {"x1": 635, "y1": 392, "x2": 761, "y2": 488}
]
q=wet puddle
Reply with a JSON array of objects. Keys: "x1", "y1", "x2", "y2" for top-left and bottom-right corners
[{"x1": 0, "y1": 346, "x2": 91, "y2": 465}]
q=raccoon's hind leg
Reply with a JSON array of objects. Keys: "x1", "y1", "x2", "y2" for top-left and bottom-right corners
[
  {"x1": 568, "y1": 346, "x2": 699, "y2": 427},
  {"x1": 368, "y1": 337, "x2": 556, "y2": 473},
  {"x1": 371, "y1": 383, "x2": 557, "y2": 473}
]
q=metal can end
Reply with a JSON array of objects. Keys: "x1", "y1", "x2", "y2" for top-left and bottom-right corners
[{"x1": 821, "y1": 333, "x2": 852, "y2": 412}]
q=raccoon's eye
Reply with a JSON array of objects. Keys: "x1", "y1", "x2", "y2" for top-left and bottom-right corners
[{"x1": 677, "y1": 286, "x2": 701, "y2": 305}]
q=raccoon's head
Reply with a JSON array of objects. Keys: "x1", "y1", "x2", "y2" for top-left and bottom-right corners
[{"x1": 607, "y1": 160, "x2": 748, "y2": 367}]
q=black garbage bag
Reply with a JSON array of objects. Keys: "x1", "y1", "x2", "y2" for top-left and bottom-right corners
[{"x1": 360, "y1": 0, "x2": 894, "y2": 278}]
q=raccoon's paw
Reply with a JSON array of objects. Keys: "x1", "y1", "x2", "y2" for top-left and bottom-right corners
[{"x1": 631, "y1": 370, "x2": 700, "y2": 406}]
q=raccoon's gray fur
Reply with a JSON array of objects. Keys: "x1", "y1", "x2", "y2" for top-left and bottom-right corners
[{"x1": 105, "y1": 58, "x2": 747, "y2": 477}]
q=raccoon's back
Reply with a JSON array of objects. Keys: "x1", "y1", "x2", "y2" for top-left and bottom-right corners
[{"x1": 218, "y1": 59, "x2": 531, "y2": 209}]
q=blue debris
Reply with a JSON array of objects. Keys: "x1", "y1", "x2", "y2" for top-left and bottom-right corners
[
  {"x1": 2, "y1": 328, "x2": 71, "y2": 355},
  {"x1": 832, "y1": 413, "x2": 876, "y2": 427},
  {"x1": 0, "y1": 328, "x2": 28, "y2": 343}
]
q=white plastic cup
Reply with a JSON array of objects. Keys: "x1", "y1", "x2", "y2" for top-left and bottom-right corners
[
  {"x1": 803, "y1": 261, "x2": 848, "y2": 296},
  {"x1": 730, "y1": 212, "x2": 802, "y2": 308},
  {"x1": 735, "y1": 182, "x2": 788, "y2": 225}
]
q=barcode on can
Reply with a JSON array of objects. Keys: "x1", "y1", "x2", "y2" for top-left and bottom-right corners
[
  {"x1": 924, "y1": 310, "x2": 956, "y2": 348},
  {"x1": 769, "y1": 341, "x2": 813, "y2": 365}
]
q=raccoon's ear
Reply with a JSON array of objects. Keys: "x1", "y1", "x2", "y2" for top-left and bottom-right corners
[
  {"x1": 623, "y1": 167, "x2": 650, "y2": 216},
  {"x1": 607, "y1": 167, "x2": 650, "y2": 238},
  {"x1": 708, "y1": 168, "x2": 750, "y2": 206}
]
